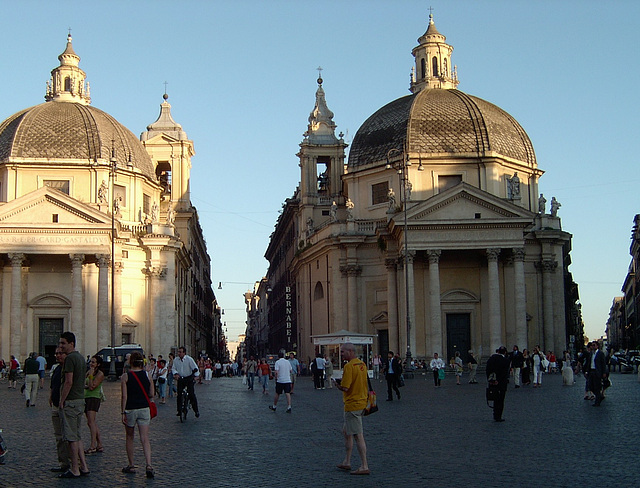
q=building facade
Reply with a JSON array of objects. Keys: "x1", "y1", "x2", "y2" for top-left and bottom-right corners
[
  {"x1": 0, "y1": 35, "x2": 220, "y2": 363},
  {"x1": 262, "y1": 15, "x2": 582, "y2": 362}
]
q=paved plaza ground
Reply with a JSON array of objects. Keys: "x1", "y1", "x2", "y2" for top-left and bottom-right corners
[{"x1": 0, "y1": 369, "x2": 638, "y2": 487}]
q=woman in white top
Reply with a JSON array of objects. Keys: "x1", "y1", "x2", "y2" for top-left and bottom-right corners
[
  {"x1": 430, "y1": 353, "x2": 445, "y2": 387},
  {"x1": 532, "y1": 346, "x2": 546, "y2": 387}
]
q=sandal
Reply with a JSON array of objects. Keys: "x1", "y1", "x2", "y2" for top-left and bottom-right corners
[
  {"x1": 146, "y1": 466, "x2": 155, "y2": 478},
  {"x1": 95, "y1": 447, "x2": 104, "y2": 453},
  {"x1": 122, "y1": 465, "x2": 137, "y2": 474},
  {"x1": 84, "y1": 447, "x2": 98, "y2": 454}
]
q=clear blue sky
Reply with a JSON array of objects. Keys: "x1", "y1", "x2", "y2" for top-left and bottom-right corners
[{"x1": 1, "y1": 1, "x2": 638, "y2": 344}]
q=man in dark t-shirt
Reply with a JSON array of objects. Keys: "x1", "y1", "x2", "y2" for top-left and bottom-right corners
[{"x1": 58, "y1": 332, "x2": 89, "y2": 478}]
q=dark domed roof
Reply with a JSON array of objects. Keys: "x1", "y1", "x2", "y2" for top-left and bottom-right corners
[
  {"x1": 348, "y1": 89, "x2": 536, "y2": 168},
  {"x1": 0, "y1": 102, "x2": 156, "y2": 180}
]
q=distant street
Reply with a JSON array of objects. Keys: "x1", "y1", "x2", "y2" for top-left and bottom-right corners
[{"x1": 0, "y1": 370, "x2": 637, "y2": 487}]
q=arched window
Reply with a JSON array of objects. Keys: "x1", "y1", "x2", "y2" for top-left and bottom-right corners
[
  {"x1": 420, "y1": 58, "x2": 426, "y2": 79},
  {"x1": 64, "y1": 76, "x2": 71, "y2": 92},
  {"x1": 432, "y1": 56, "x2": 439, "y2": 77},
  {"x1": 443, "y1": 58, "x2": 448, "y2": 77},
  {"x1": 314, "y1": 281, "x2": 324, "y2": 300}
]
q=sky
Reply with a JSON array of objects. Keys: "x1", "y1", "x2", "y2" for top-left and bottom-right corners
[{"x1": 1, "y1": 0, "x2": 638, "y2": 344}]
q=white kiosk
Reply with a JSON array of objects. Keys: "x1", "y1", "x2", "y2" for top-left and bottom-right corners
[{"x1": 311, "y1": 329, "x2": 375, "y2": 379}]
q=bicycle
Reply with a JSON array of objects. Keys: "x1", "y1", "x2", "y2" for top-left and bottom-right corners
[{"x1": 179, "y1": 383, "x2": 191, "y2": 422}]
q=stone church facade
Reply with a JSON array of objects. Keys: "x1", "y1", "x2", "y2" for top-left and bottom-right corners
[
  {"x1": 0, "y1": 35, "x2": 219, "y2": 363},
  {"x1": 260, "y1": 15, "x2": 582, "y2": 362}
]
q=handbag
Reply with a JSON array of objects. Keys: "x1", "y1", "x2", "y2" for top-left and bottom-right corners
[
  {"x1": 438, "y1": 368, "x2": 446, "y2": 380},
  {"x1": 363, "y1": 376, "x2": 378, "y2": 416},
  {"x1": 398, "y1": 374, "x2": 405, "y2": 387},
  {"x1": 130, "y1": 371, "x2": 157, "y2": 419},
  {"x1": 158, "y1": 376, "x2": 166, "y2": 384}
]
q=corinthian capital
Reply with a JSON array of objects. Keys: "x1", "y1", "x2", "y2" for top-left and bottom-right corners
[
  {"x1": 69, "y1": 254, "x2": 85, "y2": 267},
  {"x1": 486, "y1": 248, "x2": 501, "y2": 262},
  {"x1": 8, "y1": 253, "x2": 25, "y2": 267},
  {"x1": 427, "y1": 250, "x2": 441, "y2": 264}
]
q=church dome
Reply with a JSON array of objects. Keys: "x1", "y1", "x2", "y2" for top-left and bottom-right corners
[
  {"x1": 0, "y1": 101, "x2": 156, "y2": 180},
  {"x1": 348, "y1": 88, "x2": 536, "y2": 168}
]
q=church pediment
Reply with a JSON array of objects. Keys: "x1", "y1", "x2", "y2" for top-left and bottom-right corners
[
  {"x1": 370, "y1": 311, "x2": 388, "y2": 324},
  {"x1": 405, "y1": 183, "x2": 534, "y2": 222},
  {"x1": 0, "y1": 186, "x2": 110, "y2": 225},
  {"x1": 142, "y1": 133, "x2": 182, "y2": 145}
]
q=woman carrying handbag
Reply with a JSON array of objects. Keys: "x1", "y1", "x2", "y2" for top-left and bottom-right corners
[{"x1": 120, "y1": 351, "x2": 155, "y2": 478}]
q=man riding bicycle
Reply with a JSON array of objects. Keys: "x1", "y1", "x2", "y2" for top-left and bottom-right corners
[{"x1": 171, "y1": 347, "x2": 200, "y2": 418}]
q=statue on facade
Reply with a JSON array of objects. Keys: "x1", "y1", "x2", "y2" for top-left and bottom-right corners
[
  {"x1": 404, "y1": 180, "x2": 413, "y2": 201},
  {"x1": 507, "y1": 172, "x2": 521, "y2": 200},
  {"x1": 538, "y1": 193, "x2": 547, "y2": 214},
  {"x1": 98, "y1": 180, "x2": 108, "y2": 204},
  {"x1": 550, "y1": 196, "x2": 561, "y2": 217},
  {"x1": 166, "y1": 203, "x2": 175, "y2": 226},
  {"x1": 113, "y1": 196, "x2": 121, "y2": 216},
  {"x1": 387, "y1": 188, "x2": 396, "y2": 212},
  {"x1": 330, "y1": 200, "x2": 337, "y2": 221},
  {"x1": 150, "y1": 201, "x2": 159, "y2": 223},
  {"x1": 346, "y1": 198, "x2": 355, "y2": 221}
]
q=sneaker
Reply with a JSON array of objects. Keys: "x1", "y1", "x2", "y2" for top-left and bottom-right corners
[
  {"x1": 286, "y1": 407, "x2": 292, "y2": 413},
  {"x1": 269, "y1": 405, "x2": 276, "y2": 411}
]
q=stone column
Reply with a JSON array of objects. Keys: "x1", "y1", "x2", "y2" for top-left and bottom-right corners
[
  {"x1": 512, "y1": 248, "x2": 527, "y2": 349},
  {"x1": 427, "y1": 250, "x2": 442, "y2": 356},
  {"x1": 146, "y1": 266, "x2": 166, "y2": 356},
  {"x1": 385, "y1": 258, "x2": 399, "y2": 354},
  {"x1": 9, "y1": 253, "x2": 25, "y2": 357},
  {"x1": 540, "y1": 259, "x2": 557, "y2": 351},
  {"x1": 405, "y1": 251, "x2": 417, "y2": 357},
  {"x1": 96, "y1": 255, "x2": 110, "y2": 348},
  {"x1": 486, "y1": 248, "x2": 502, "y2": 352},
  {"x1": 69, "y1": 254, "x2": 85, "y2": 351},
  {"x1": 344, "y1": 265, "x2": 361, "y2": 332}
]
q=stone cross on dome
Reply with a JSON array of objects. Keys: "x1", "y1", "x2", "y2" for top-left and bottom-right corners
[{"x1": 317, "y1": 66, "x2": 323, "y2": 85}]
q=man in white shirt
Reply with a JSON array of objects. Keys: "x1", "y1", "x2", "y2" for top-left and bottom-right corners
[
  {"x1": 269, "y1": 351, "x2": 293, "y2": 413},
  {"x1": 36, "y1": 352, "x2": 47, "y2": 389},
  {"x1": 172, "y1": 347, "x2": 200, "y2": 418},
  {"x1": 288, "y1": 352, "x2": 301, "y2": 393},
  {"x1": 313, "y1": 353, "x2": 326, "y2": 389}
]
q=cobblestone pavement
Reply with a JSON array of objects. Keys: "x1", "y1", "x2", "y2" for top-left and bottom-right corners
[{"x1": 0, "y1": 369, "x2": 638, "y2": 487}]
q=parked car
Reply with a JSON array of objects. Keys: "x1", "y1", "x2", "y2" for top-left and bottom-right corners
[{"x1": 95, "y1": 344, "x2": 144, "y2": 377}]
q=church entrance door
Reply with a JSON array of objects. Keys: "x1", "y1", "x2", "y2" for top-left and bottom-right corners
[
  {"x1": 39, "y1": 318, "x2": 64, "y2": 368},
  {"x1": 446, "y1": 313, "x2": 470, "y2": 363},
  {"x1": 377, "y1": 329, "x2": 389, "y2": 357}
]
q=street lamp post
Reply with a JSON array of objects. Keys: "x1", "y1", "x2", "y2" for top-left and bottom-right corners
[
  {"x1": 108, "y1": 148, "x2": 118, "y2": 380},
  {"x1": 386, "y1": 148, "x2": 423, "y2": 368}
]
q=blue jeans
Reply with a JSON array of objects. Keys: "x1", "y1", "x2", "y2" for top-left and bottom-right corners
[
  {"x1": 260, "y1": 375, "x2": 269, "y2": 392},
  {"x1": 248, "y1": 372, "x2": 255, "y2": 389},
  {"x1": 166, "y1": 373, "x2": 175, "y2": 397},
  {"x1": 157, "y1": 380, "x2": 166, "y2": 399}
]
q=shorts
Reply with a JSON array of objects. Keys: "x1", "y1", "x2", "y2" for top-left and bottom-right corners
[
  {"x1": 290, "y1": 372, "x2": 296, "y2": 384},
  {"x1": 38, "y1": 370, "x2": 46, "y2": 379},
  {"x1": 124, "y1": 407, "x2": 150, "y2": 427},
  {"x1": 84, "y1": 397, "x2": 101, "y2": 413},
  {"x1": 8, "y1": 369, "x2": 17, "y2": 381},
  {"x1": 61, "y1": 398, "x2": 85, "y2": 442},
  {"x1": 275, "y1": 382, "x2": 292, "y2": 395},
  {"x1": 343, "y1": 409, "x2": 364, "y2": 435}
]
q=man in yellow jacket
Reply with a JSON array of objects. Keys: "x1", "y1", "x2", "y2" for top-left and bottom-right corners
[{"x1": 334, "y1": 342, "x2": 370, "y2": 475}]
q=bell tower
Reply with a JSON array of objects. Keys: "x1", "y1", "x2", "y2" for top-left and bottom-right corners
[
  {"x1": 410, "y1": 13, "x2": 459, "y2": 93},
  {"x1": 140, "y1": 93, "x2": 194, "y2": 212},
  {"x1": 298, "y1": 72, "x2": 347, "y2": 218}
]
